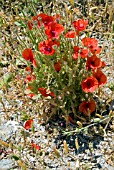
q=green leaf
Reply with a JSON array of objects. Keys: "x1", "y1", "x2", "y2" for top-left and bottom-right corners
[
  {"x1": 14, "y1": 21, "x2": 26, "y2": 28},
  {"x1": 3, "y1": 73, "x2": 13, "y2": 84},
  {"x1": 12, "y1": 155, "x2": 20, "y2": 161},
  {"x1": 0, "y1": 80, "x2": 4, "y2": 88}
]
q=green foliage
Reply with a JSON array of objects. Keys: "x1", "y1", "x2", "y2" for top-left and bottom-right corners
[{"x1": 12, "y1": 155, "x2": 20, "y2": 161}]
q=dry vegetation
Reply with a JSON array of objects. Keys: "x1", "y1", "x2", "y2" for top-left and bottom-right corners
[{"x1": 0, "y1": 0, "x2": 114, "y2": 169}]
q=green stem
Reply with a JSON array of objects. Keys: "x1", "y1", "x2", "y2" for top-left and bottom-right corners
[{"x1": 62, "y1": 116, "x2": 111, "y2": 136}]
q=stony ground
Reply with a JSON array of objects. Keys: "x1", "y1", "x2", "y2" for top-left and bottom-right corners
[{"x1": 0, "y1": 0, "x2": 114, "y2": 169}]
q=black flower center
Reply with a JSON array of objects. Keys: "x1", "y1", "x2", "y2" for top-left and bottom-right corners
[{"x1": 45, "y1": 46, "x2": 52, "y2": 52}]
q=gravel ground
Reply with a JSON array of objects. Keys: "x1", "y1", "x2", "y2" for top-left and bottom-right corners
[{"x1": 0, "y1": 0, "x2": 114, "y2": 169}]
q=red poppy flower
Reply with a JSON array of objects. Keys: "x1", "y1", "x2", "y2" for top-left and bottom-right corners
[
  {"x1": 79, "y1": 100, "x2": 96, "y2": 115},
  {"x1": 31, "y1": 59, "x2": 36, "y2": 68},
  {"x1": 48, "y1": 90, "x2": 56, "y2": 98},
  {"x1": 101, "y1": 61, "x2": 106, "y2": 68},
  {"x1": 54, "y1": 61, "x2": 61, "y2": 72},
  {"x1": 28, "y1": 20, "x2": 33, "y2": 30},
  {"x1": 90, "y1": 46, "x2": 101, "y2": 54},
  {"x1": 68, "y1": 116, "x2": 76, "y2": 124},
  {"x1": 74, "y1": 46, "x2": 80, "y2": 53},
  {"x1": 86, "y1": 55, "x2": 102, "y2": 70},
  {"x1": 25, "y1": 66, "x2": 33, "y2": 73},
  {"x1": 53, "y1": 14, "x2": 60, "y2": 20},
  {"x1": 80, "y1": 48, "x2": 89, "y2": 58},
  {"x1": 73, "y1": 46, "x2": 88, "y2": 60},
  {"x1": 82, "y1": 37, "x2": 98, "y2": 48},
  {"x1": 24, "y1": 119, "x2": 33, "y2": 130},
  {"x1": 65, "y1": 31, "x2": 77, "y2": 38},
  {"x1": 93, "y1": 69, "x2": 107, "y2": 87},
  {"x1": 62, "y1": 57, "x2": 67, "y2": 61},
  {"x1": 27, "y1": 85, "x2": 34, "y2": 91},
  {"x1": 31, "y1": 142, "x2": 40, "y2": 150},
  {"x1": 81, "y1": 76, "x2": 98, "y2": 93},
  {"x1": 27, "y1": 93, "x2": 35, "y2": 98},
  {"x1": 25, "y1": 74, "x2": 36, "y2": 82},
  {"x1": 32, "y1": 13, "x2": 55, "y2": 28},
  {"x1": 38, "y1": 87, "x2": 55, "y2": 98},
  {"x1": 45, "y1": 22, "x2": 64, "y2": 39},
  {"x1": 72, "y1": 46, "x2": 79, "y2": 60},
  {"x1": 72, "y1": 19, "x2": 88, "y2": 33},
  {"x1": 73, "y1": 53, "x2": 78, "y2": 60},
  {"x1": 38, "y1": 87, "x2": 49, "y2": 97},
  {"x1": 22, "y1": 48, "x2": 34, "y2": 62},
  {"x1": 38, "y1": 40, "x2": 56, "y2": 56},
  {"x1": 50, "y1": 39, "x2": 60, "y2": 47}
]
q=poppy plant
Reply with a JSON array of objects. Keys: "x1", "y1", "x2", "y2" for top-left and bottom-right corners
[
  {"x1": 81, "y1": 76, "x2": 98, "y2": 93},
  {"x1": 86, "y1": 55, "x2": 102, "y2": 70},
  {"x1": 92, "y1": 69, "x2": 107, "y2": 87},
  {"x1": 79, "y1": 100, "x2": 96, "y2": 115},
  {"x1": 24, "y1": 119, "x2": 33, "y2": 130},
  {"x1": 21, "y1": 12, "x2": 108, "y2": 125},
  {"x1": 72, "y1": 19, "x2": 88, "y2": 33},
  {"x1": 45, "y1": 22, "x2": 64, "y2": 39}
]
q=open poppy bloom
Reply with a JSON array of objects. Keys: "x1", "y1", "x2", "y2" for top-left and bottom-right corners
[
  {"x1": 24, "y1": 119, "x2": 33, "y2": 130},
  {"x1": 65, "y1": 31, "x2": 77, "y2": 38},
  {"x1": 86, "y1": 55, "x2": 102, "y2": 70},
  {"x1": 92, "y1": 69, "x2": 107, "y2": 87},
  {"x1": 54, "y1": 61, "x2": 61, "y2": 72},
  {"x1": 31, "y1": 142, "x2": 40, "y2": 150},
  {"x1": 28, "y1": 20, "x2": 33, "y2": 30},
  {"x1": 90, "y1": 46, "x2": 101, "y2": 55},
  {"x1": 45, "y1": 22, "x2": 64, "y2": 39},
  {"x1": 82, "y1": 37, "x2": 98, "y2": 49},
  {"x1": 80, "y1": 48, "x2": 89, "y2": 58},
  {"x1": 72, "y1": 19, "x2": 88, "y2": 33},
  {"x1": 79, "y1": 99, "x2": 96, "y2": 115},
  {"x1": 38, "y1": 39, "x2": 56, "y2": 56},
  {"x1": 81, "y1": 76, "x2": 98, "y2": 93},
  {"x1": 32, "y1": 13, "x2": 55, "y2": 28}
]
